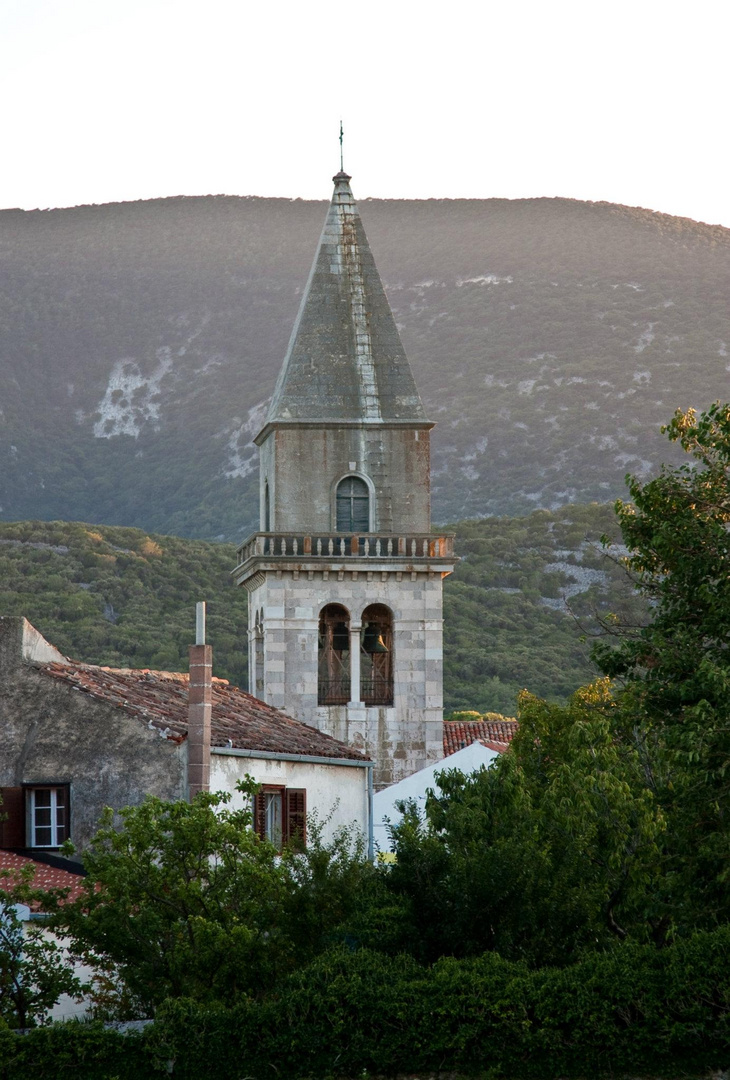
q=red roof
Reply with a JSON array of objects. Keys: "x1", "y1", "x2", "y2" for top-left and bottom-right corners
[
  {"x1": 443, "y1": 718, "x2": 518, "y2": 757},
  {"x1": 41, "y1": 662, "x2": 368, "y2": 762},
  {"x1": 0, "y1": 850, "x2": 86, "y2": 903}
]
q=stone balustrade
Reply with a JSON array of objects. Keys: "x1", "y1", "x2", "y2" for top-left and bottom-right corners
[{"x1": 236, "y1": 532, "x2": 454, "y2": 566}]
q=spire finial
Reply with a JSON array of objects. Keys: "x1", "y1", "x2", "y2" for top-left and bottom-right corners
[{"x1": 339, "y1": 119, "x2": 344, "y2": 172}]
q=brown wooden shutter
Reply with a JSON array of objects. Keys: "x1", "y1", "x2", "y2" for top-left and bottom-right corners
[
  {"x1": 253, "y1": 792, "x2": 266, "y2": 840},
  {"x1": 285, "y1": 789, "x2": 306, "y2": 850},
  {"x1": 0, "y1": 787, "x2": 26, "y2": 849}
]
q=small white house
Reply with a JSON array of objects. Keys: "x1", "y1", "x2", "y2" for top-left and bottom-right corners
[{"x1": 373, "y1": 741, "x2": 499, "y2": 854}]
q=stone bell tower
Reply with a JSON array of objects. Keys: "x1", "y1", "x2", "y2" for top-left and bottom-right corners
[{"x1": 232, "y1": 170, "x2": 454, "y2": 788}]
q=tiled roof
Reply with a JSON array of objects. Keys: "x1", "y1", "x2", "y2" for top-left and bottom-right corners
[
  {"x1": 0, "y1": 850, "x2": 86, "y2": 903},
  {"x1": 41, "y1": 662, "x2": 368, "y2": 762},
  {"x1": 443, "y1": 719, "x2": 518, "y2": 757}
]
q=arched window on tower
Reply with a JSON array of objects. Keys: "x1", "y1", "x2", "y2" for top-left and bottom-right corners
[
  {"x1": 263, "y1": 481, "x2": 271, "y2": 532},
  {"x1": 360, "y1": 604, "x2": 393, "y2": 707},
  {"x1": 318, "y1": 604, "x2": 351, "y2": 705},
  {"x1": 336, "y1": 476, "x2": 370, "y2": 533}
]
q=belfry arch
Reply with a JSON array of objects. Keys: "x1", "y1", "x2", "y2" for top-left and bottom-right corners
[
  {"x1": 360, "y1": 604, "x2": 393, "y2": 707},
  {"x1": 318, "y1": 604, "x2": 351, "y2": 705}
]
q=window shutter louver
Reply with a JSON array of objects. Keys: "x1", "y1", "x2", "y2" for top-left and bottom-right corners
[
  {"x1": 285, "y1": 789, "x2": 306, "y2": 849},
  {"x1": 253, "y1": 792, "x2": 266, "y2": 841},
  {"x1": 336, "y1": 477, "x2": 370, "y2": 533},
  {"x1": 0, "y1": 787, "x2": 26, "y2": 849}
]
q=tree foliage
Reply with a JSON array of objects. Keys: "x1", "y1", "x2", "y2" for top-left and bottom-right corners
[
  {"x1": 593, "y1": 401, "x2": 730, "y2": 931},
  {"x1": 53, "y1": 785, "x2": 373, "y2": 1017},
  {"x1": 370, "y1": 681, "x2": 667, "y2": 968},
  {"x1": 0, "y1": 865, "x2": 83, "y2": 1029}
]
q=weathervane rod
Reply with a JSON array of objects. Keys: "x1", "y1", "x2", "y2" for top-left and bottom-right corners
[{"x1": 339, "y1": 120, "x2": 344, "y2": 172}]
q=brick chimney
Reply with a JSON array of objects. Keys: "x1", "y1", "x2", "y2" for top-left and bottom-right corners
[{"x1": 187, "y1": 602, "x2": 212, "y2": 801}]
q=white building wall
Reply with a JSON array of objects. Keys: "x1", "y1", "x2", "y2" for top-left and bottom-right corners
[
  {"x1": 210, "y1": 751, "x2": 370, "y2": 846},
  {"x1": 372, "y1": 742, "x2": 500, "y2": 854}
]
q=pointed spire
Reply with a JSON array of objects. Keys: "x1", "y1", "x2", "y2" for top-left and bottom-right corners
[{"x1": 264, "y1": 173, "x2": 428, "y2": 426}]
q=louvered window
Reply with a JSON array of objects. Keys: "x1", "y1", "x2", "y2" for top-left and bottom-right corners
[
  {"x1": 253, "y1": 787, "x2": 306, "y2": 851},
  {"x1": 336, "y1": 476, "x2": 370, "y2": 532}
]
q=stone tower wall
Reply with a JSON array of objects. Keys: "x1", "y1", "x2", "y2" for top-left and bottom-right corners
[
  {"x1": 245, "y1": 568, "x2": 445, "y2": 788},
  {"x1": 258, "y1": 424, "x2": 432, "y2": 535}
]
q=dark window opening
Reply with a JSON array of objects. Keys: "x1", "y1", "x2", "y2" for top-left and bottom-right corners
[
  {"x1": 318, "y1": 603, "x2": 351, "y2": 705},
  {"x1": 264, "y1": 481, "x2": 270, "y2": 532},
  {"x1": 336, "y1": 476, "x2": 370, "y2": 533},
  {"x1": 361, "y1": 604, "x2": 394, "y2": 707},
  {"x1": 253, "y1": 786, "x2": 306, "y2": 850}
]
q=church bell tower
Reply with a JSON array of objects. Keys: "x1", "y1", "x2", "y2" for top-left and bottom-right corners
[{"x1": 232, "y1": 170, "x2": 454, "y2": 788}]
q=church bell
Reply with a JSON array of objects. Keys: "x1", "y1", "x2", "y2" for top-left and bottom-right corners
[
  {"x1": 332, "y1": 622, "x2": 350, "y2": 652},
  {"x1": 362, "y1": 625, "x2": 389, "y2": 653}
]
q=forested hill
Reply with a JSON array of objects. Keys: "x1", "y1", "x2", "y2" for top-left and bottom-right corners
[
  {"x1": 0, "y1": 507, "x2": 645, "y2": 714},
  {"x1": 1, "y1": 194, "x2": 729, "y2": 540}
]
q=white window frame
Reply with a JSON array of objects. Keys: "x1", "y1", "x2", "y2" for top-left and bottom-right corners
[{"x1": 28, "y1": 786, "x2": 68, "y2": 849}]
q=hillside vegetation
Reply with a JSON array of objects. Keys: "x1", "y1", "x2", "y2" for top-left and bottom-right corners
[
  {"x1": 1, "y1": 195, "x2": 729, "y2": 539},
  {"x1": 0, "y1": 506, "x2": 646, "y2": 712}
]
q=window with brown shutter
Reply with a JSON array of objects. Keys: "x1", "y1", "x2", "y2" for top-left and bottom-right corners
[
  {"x1": 0, "y1": 785, "x2": 71, "y2": 850},
  {"x1": 253, "y1": 785, "x2": 306, "y2": 851},
  {"x1": 0, "y1": 787, "x2": 25, "y2": 850}
]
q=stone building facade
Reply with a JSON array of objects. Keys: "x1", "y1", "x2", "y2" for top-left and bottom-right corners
[
  {"x1": 0, "y1": 616, "x2": 371, "y2": 855},
  {"x1": 233, "y1": 171, "x2": 454, "y2": 789}
]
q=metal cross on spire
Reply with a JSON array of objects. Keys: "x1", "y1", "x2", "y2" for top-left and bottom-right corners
[{"x1": 339, "y1": 120, "x2": 344, "y2": 172}]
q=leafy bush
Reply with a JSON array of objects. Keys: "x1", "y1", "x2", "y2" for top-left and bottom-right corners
[{"x1": 146, "y1": 931, "x2": 730, "y2": 1078}]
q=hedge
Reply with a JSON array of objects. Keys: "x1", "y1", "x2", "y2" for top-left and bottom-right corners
[
  {"x1": 150, "y1": 928, "x2": 730, "y2": 1078},
  {"x1": 0, "y1": 1023, "x2": 152, "y2": 1080},
  {"x1": 1, "y1": 928, "x2": 729, "y2": 1079}
]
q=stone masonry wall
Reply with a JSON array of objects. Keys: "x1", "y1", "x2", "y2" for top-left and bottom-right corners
[
  {"x1": 0, "y1": 624, "x2": 186, "y2": 852},
  {"x1": 248, "y1": 569, "x2": 444, "y2": 788}
]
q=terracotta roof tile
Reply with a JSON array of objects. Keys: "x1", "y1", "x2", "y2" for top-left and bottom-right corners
[
  {"x1": 0, "y1": 850, "x2": 85, "y2": 903},
  {"x1": 41, "y1": 662, "x2": 368, "y2": 762},
  {"x1": 443, "y1": 719, "x2": 518, "y2": 757}
]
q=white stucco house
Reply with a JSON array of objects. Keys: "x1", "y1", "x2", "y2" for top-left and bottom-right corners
[{"x1": 373, "y1": 741, "x2": 499, "y2": 854}]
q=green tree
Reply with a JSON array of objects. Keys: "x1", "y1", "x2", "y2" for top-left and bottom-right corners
[
  {"x1": 53, "y1": 785, "x2": 374, "y2": 1018},
  {"x1": 0, "y1": 864, "x2": 83, "y2": 1028},
  {"x1": 594, "y1": 402, "x2": 730, "y2": 931},
  {"x1": 377, "y1": 681, "x2": 665, "y2": 968}
]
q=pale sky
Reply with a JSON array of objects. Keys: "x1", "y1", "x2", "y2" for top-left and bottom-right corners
[{"x1": 2, "y1": 0, "x2": 728, "y2": 227}]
